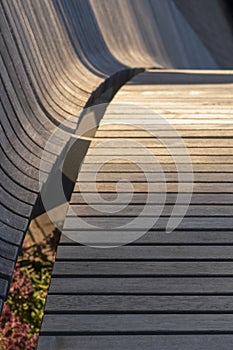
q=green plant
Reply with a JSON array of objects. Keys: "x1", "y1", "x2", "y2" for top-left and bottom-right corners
[
  {"x1": 0, "y1": 302, "x2": 38, "y2": 350},
  {"x1": 7, "y1": 264, "x2": 52, "y2": 334},
  {"x1": 0, "y1": 234, "x2": 56, "y2": 350}
]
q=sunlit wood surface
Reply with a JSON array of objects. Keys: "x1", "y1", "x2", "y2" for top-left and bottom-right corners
[{"x1": 38, "y1": 70, "x2": 233, "y2": 349}]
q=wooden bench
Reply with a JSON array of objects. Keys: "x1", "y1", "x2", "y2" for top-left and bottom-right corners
[
  {"x1": 1, "y1": 0, "x2": 233, "y2": 348},
  {"x1": 37, "y1": 69, "x2": 233, "y2": 349}
]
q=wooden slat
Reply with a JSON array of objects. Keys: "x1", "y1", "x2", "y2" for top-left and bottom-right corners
[
  {"x1": 55, "y1": 246, "x2": 233, "y2": 261},
  {"x1": 77, "y1": 155, "x2": 233, "y2": 163},
  {"x1": 74, "y1": 182, "x2": 233, "y2": 193},
  {"x1": 52, "y1": 261, "x2": 233, "y2": 276},
  {"x1": 41, "y1": 314, "x2": 233, "y2": 333},
  {"x1": 0, "y1": 278, "x2": 8, "y2": 299},
  {"x1": 90, "y1": 138, "x2": 233, "y2": 147},
  {"x1": 0, "y1": 256, "x2": 15, "y2": 278},
  {"x1": 94, "y1": 130, "x2": 233, "y2": 137},
  {"x1": 77, "y1": 172, "x2": 233, "y2": 182},
  {"x1": 79, "y1": 163, "x2": 233, "y2": 172},
  {"x1": 67, "y1": 204, "x2": 233, "y2": 216},
  {"x1": 1, "y1": 0, "x2": 233, "y2": 345},
  {"x1": 63, "y1": 217, "x2": 233, "y2": 230},
  {"x1": 0, "y1": 223, "x2": 24, "y2": 245},
  {"x1": 49, "y1": 277, "x2": 233, "y2": 294},
  {"x1": 36, "y1": 335, "x2": 233, "y2": 350},
  {"x1": 43, "y1": 64, "x2": 233, "y2": 347},
  {"x1": 0, "y1": 238, "x2": 18, "y2": 260},
  {"x1": 86, "y1": 147, "x2": 233, "y2": 155},
  {"x1": 44, "y1": 294, "x2": 233, "y2": 312},
  {"x1": 0, "y1": 0, "x2": 142, "y2": 309},
  {"x1": 59, "y1": 231, "x2": 233, "y2": 244},
  {"x1": 70, "y1": 192, "x2": 233, "y2": 204}
]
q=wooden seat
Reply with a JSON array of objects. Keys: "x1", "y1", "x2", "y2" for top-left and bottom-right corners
[
  {"x1": 38, "y1": 69, "x2": 233, "y2": 349},
  {"x1": 1, "y1": 0, "x2": 233, "y2": 348}
]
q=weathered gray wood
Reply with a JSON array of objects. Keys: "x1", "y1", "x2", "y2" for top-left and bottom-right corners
[
  {"x1": 52, "y1": 261, "x2": 233, "y2": 276},
  {"x1": 1, "y1": 205, "x2": 29, "y2": 231},
  {"x1": 74, "y1": 182, "x2": 233, "y2": 193},
  {"x1": 36, "y1": 335, "x2": 233, "y2": 350},
  {"x1": 59, "y1": 231, "x2": 233, "y2": 244},
  {"x1": 0, "y1": 278, "x2": 8, "y2": 299},
  {"x1": 63, "y1": 217, "x2": 233, "y2": 230},
  {"x1": 70, "y1": 192, "x2": 233, "y2": 204},
  {"x1": 90, "y1": 139, "x2": 233, "y2": 147},
  {"x1": 67, "y1": 204, "x2": 233, "y2": 217},
  {"x1": 0, "y1": 223, "x2": 24, "y2": 245},
  {"x1": 0, "y1": 239, "x2": 18, "y2": 260},
  {"x1": 79, "y1": 163, "x2": 233, "y2": 172},
  {"x1": 0, "y1": 256, "x2": 15, "y2": 278},
  {"x1": 44, "y1": 294, "x2": 233, "y2": 312},
  {"x1": 41, "y1": 314, "x2": 233, "y2": 333},
  {"x1": 42, "y1": 66, "x2": 233, "y2": 349},
  {"x1": 55, "y1": 245, "x2": 233, "y2": 261},
  {"x1": 0, "y1": 0, "x2": 142, "y2": 308},
  {"x1": 94, "y1": 130, "x2": 233, "y2": 137},
  {"x1": 49, "y1": 277, "x2": 233, "y2": 294},
  {"x1": 1, "y1": 0, "x2": 233, "y2": 346},
  {"x1": 85, "y1": 147, "x2": 233, "y2": 155},
  {"x1": 77, "y1": 172, "x2": 233, "y2": 182},
  {"x1": 77, "y1": 155, "x2": 233, "y2": 164}
]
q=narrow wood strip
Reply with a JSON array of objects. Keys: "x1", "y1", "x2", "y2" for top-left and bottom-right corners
[
  {"x1": 52, "y1": 261, "x2": 233, "y2": 276},
  {"x1": 36, "y1": 334, "x2": 233, "y2": 350},
  {"x1": 56, "y1": 246, "x2": 233, "y2": 260},
  {"x1": 41, "y1": 314, "x2": 233, "y2": 333},
  {"x1": 44, "y1": 295, "x2": 233, "y2": 312},
  {"x1": 49, "y1": 277, "x2": 233, "y2": 294}
]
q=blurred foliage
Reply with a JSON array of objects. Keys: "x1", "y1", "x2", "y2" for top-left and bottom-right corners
[
  {"x1": 7, "y1": 263, "x2": 52, "y2": 334},
  {"x1": 0, "y1": 230, "x2": 59, "y2": 350},
  {"x1": 0, "y1": 302, "x2": 38, "y2": 350}
]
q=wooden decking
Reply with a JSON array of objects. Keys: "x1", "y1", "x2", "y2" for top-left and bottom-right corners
[{"x1": 38, "y1": 70, "x2": 233, "y2": 349}]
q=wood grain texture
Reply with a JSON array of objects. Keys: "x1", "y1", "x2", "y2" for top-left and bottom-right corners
[
  {"x1": 48, "y1": 277, "x2": 233, "y2": 294},
  {"x1": 1, "y1": 0, "x2": 233, "y2": 347},
  {"x1": 41, "y1": 314, "x2": 233, "y2": 333},
  {"x1": 55, "y1": 245, "x2": 233, "y2": 260},
  {"x1": 44, "y1": 294, "x2": 233, "y2": 312},
  {"x1": 0, "y1": 0, "x2": 141, "y2": 305},
  {"x1": 41, "y1": 67, "x2": 233, "y2": 347},
  {"x1": 37, "y1": 335, "x2": 233, "y2": 350}
]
